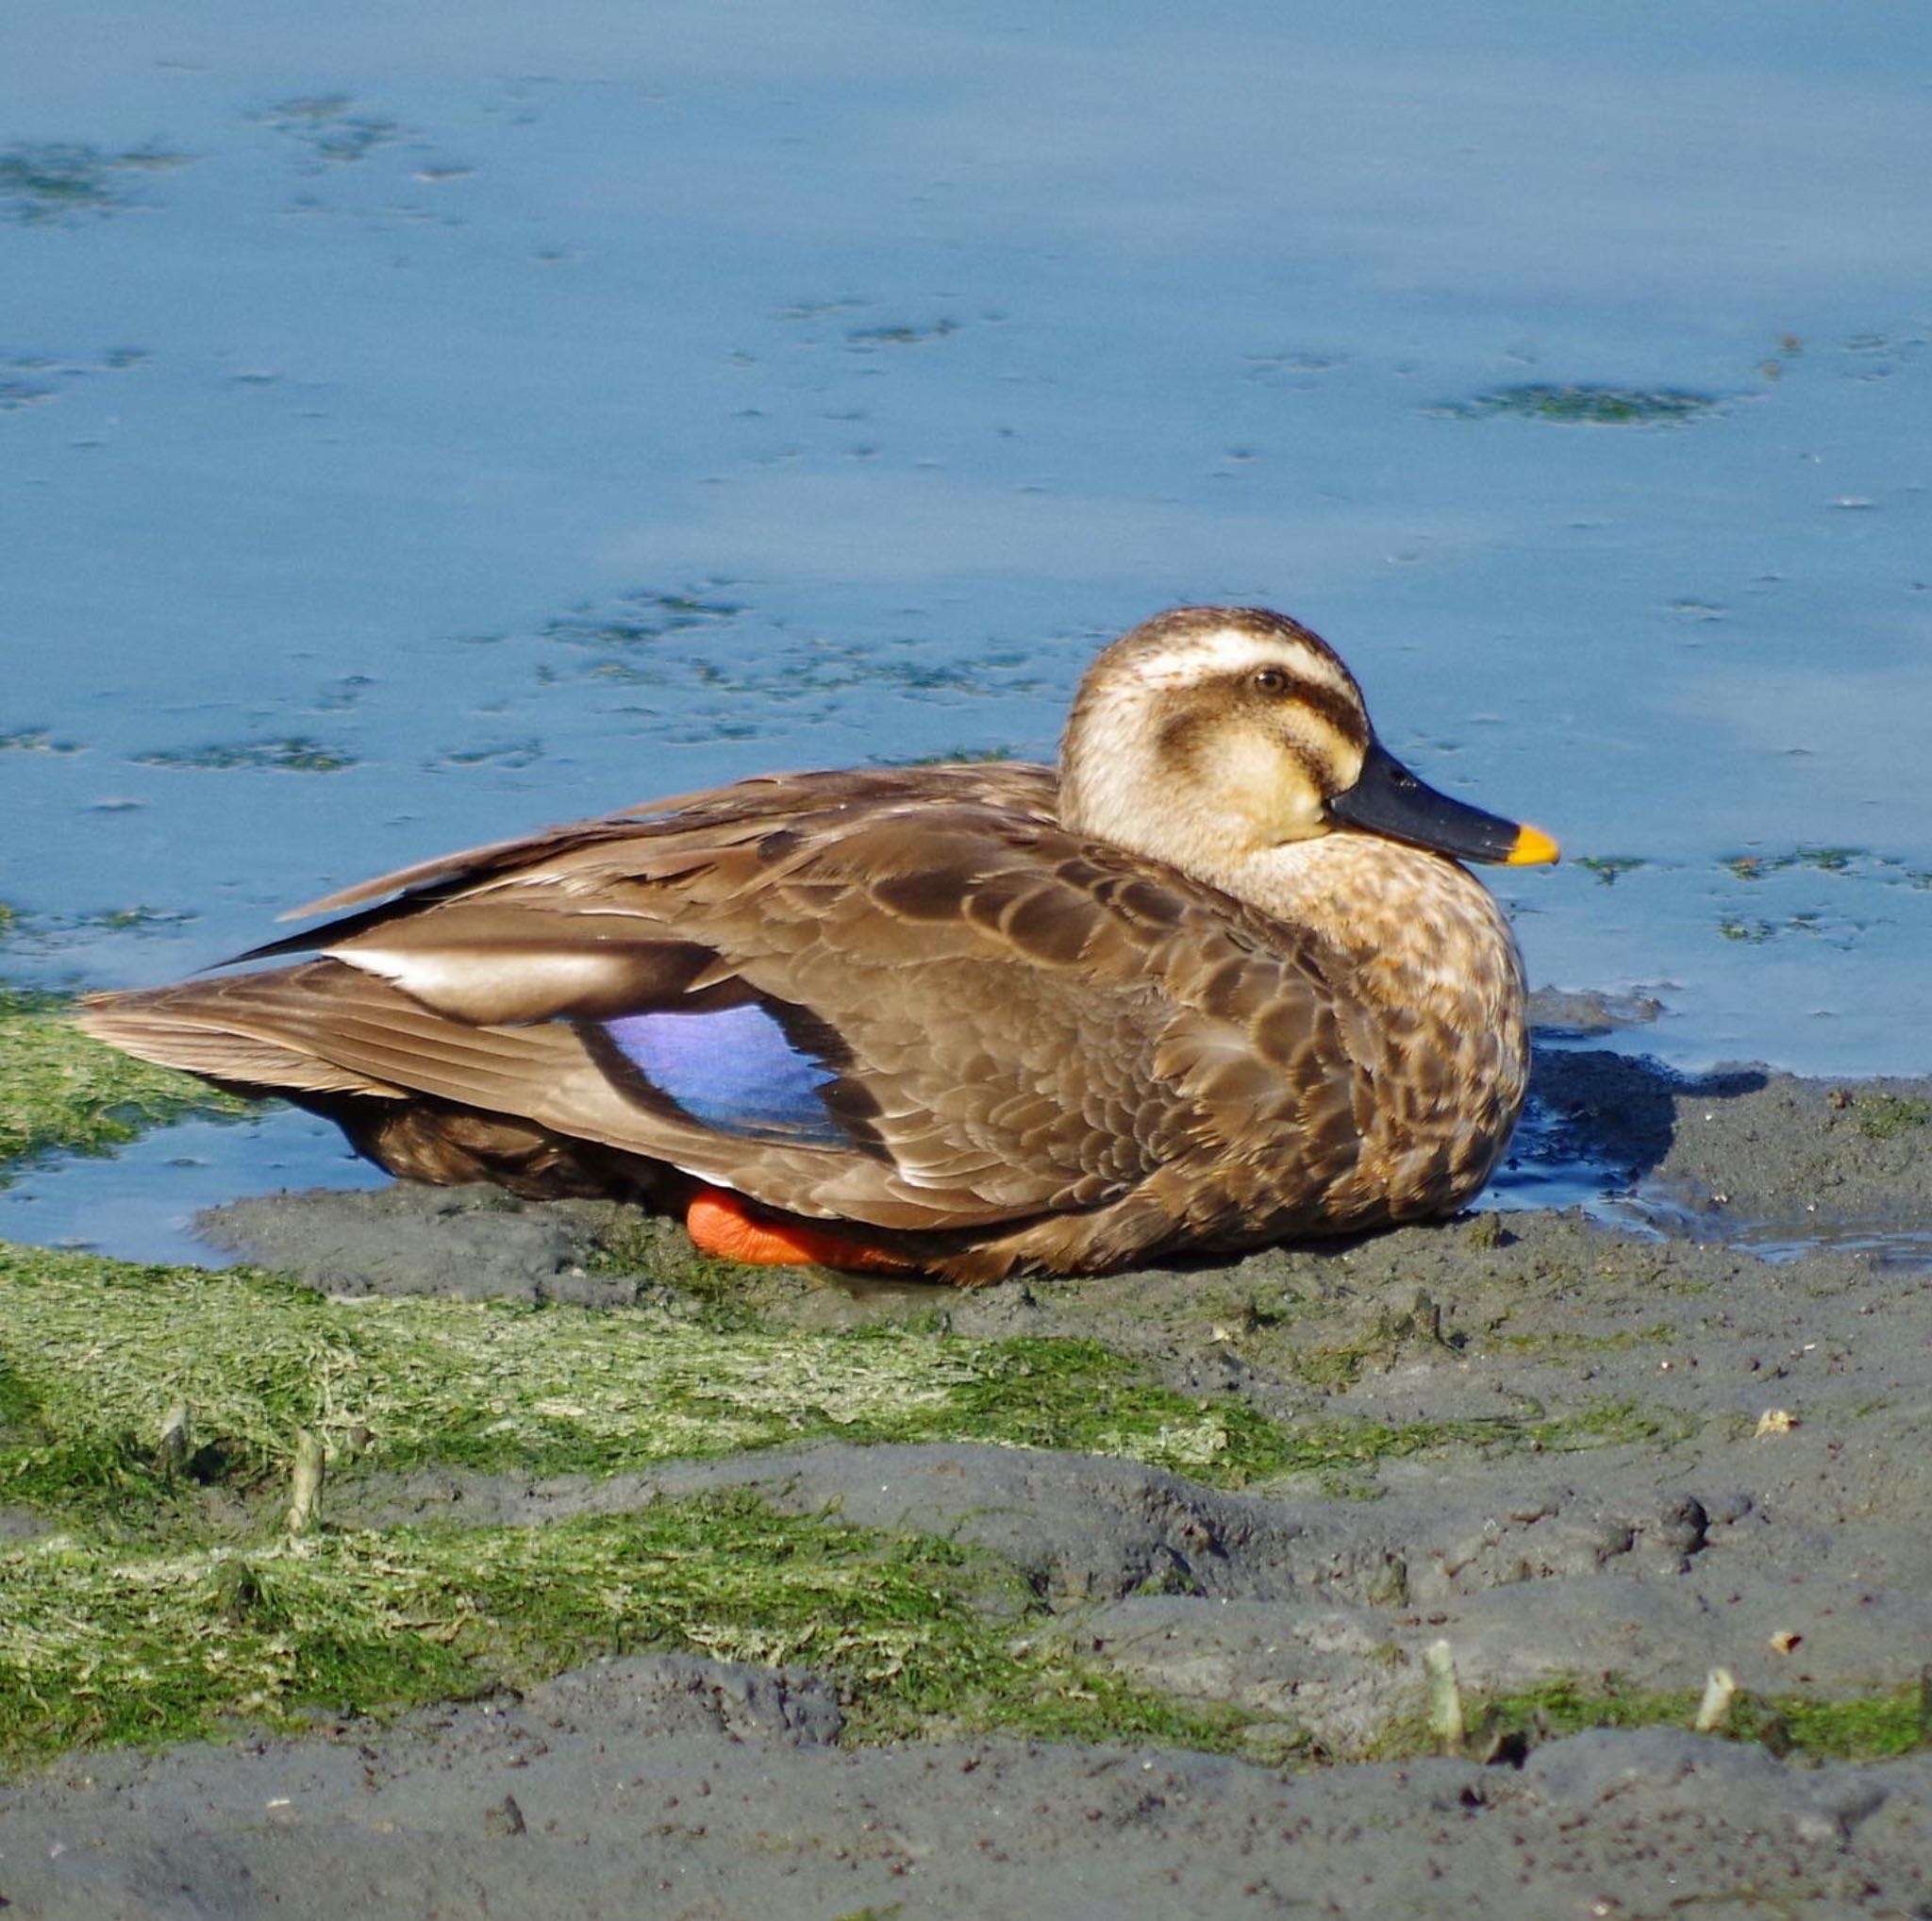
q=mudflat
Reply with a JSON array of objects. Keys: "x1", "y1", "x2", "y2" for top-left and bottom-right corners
[{"x1": 4, "y1": 1042, "x2": 1930, "y2": 1917}]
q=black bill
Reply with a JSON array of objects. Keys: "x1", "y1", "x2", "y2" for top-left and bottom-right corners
[{"x1": 1327, "y1": 739, "x2": 1558, "y2": 866}]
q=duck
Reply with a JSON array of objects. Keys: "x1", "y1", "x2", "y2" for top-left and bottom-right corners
[{"x1": 76, "y1": 606, "x2": 1557, "y2": 1284}]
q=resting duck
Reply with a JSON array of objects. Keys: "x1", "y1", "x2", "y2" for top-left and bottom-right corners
[{"x1": 78, "y1": 606, "x2": 1556, "y2": 1283}]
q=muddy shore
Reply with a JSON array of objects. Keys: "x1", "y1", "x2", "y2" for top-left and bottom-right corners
[{"x1": 5, "y1": 1042, "x2": 1932, "y2": 1917}]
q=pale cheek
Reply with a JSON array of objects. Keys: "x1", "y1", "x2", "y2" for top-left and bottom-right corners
[
  {"x1": 1224, "y1": 734, "x2": 1325, "y2": 839},
  {"x1": 1280, "y1": 795, "x2": 1331, "y2": 840}
]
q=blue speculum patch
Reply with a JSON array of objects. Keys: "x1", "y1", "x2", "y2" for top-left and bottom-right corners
[{"x1": 600, "y1": 1003, "x2": 848, "y2": 1146}]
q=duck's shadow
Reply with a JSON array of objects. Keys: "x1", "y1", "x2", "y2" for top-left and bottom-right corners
[{"x1": 1507, "y1": 1045, "x2": 1767, "y2": 1204}]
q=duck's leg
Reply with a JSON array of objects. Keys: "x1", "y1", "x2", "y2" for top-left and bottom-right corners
[{"x1": 684, "y1": 1185, "x2": 922, "y2": 1276}]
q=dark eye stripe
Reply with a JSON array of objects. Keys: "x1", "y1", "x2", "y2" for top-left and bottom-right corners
[
  {"x1": 1284, "y1": 742, "x2": 1327, "y2": 793},
  {"x1": 1242, "y1": 670, "x2": 1367, "y2": 748}
]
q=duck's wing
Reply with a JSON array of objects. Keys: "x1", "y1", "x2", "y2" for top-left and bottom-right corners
[
  {"x1": 259, "y1": 763, "x2": 1061, "y2": 940},
  {"x1": 80, "y1": 780, "x2": 1357, "y2": 1234}
]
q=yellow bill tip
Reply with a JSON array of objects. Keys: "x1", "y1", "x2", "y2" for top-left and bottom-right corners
[{"x1": 1505, "y1": 823, "x2": 1561, "y2": 866}]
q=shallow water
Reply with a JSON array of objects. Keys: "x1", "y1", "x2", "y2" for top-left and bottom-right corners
[{"x1": 4, "y1": 2, "x2": 1930, "y2": 1259}]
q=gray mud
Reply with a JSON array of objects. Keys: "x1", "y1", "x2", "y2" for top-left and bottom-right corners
[
  {"x1": 12, "y1": 1047, "x2": 1932, "y2": 1917},
  {"x1": 5, "y1": 1662, "x2": 1925, "y2": 1919}
]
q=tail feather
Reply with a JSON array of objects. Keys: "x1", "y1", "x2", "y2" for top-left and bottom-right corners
[{"x1": 74, "y1": 980, "x2": 407, "y2": 1096}]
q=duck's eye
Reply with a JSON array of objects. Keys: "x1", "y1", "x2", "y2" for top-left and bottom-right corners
[{"x1": 1251, "y1": 666, "x2": 1291, "y2": 696}]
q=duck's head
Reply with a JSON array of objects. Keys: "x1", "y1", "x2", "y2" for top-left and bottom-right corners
[{"x1": 1058, "y1": 606, "x2": 1558, "y2": 874}]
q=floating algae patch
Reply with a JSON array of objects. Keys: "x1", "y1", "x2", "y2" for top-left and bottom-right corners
[
  {"x1": 1437, "y1": 384, "x2": 1720, "y2": 425},
  {"x1": 0, "y1": 1497, "x2": 1241, "y2": 1767},
  {"x1": 0, "y1": 729, "x2": 82, "y2": 753},
  {"x1": 0, "y1": 142, "x2": 191, "y2": 224},
  {"x1": 0, "y1": 988, "x2": 248, "y2": 1184},
  {"x1": 524, "y1": 588, "x2": 1047, "y2": 739},
  {"x1": 1724, "y1": 846, "x2": 1866, "y2": 879},
  {"x1": 844, "y1": 317, "x2": 962, "y2": 348},
  {"x1": 540, "y1": 586, "x2": 747, "y2": 648},
  {"x1": 1575, "y1": 856, "x2": 1646, "y2": 887},
  {"x1": 1, "y1": 904, "x2": 198, "y2": 957},
  {"x1": 131, "y1": 737, "x2": 355, "y2": 773},
  {"x1": 253, "y1": 95, "x2": 408, "y2": 167}
]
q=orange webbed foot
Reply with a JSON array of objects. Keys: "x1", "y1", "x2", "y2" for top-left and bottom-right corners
[{"x1": 685, "y1": 1185, "x2": 921, "y2": 1275}]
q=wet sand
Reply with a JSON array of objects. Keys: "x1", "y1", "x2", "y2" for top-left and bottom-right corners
[{"x1": 6, "y1": 1043, "x2": 1932, "y2": 1917}]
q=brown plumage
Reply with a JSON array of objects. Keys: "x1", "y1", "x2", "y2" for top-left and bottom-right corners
[{"x1": 75, "y1": 607, "x2": 1557, "y2": 1283}]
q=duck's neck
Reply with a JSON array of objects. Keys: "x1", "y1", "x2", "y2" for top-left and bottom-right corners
[
  {"x1": 1059, "y1": 731, "x2": 1525, "y2": 1051},
  {"x1": 1192, "y1": 832, "x2": 1526, "y2": 1045}
]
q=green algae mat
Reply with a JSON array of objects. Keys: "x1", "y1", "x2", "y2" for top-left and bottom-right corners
[
  {"x1": 0, "y1": 1232, "x2": 1623, "y2": 1763},
  {"x1": 0, "y1": 983, "x2": 246, "y2": 1175}
]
